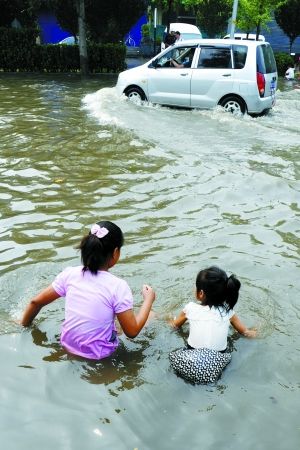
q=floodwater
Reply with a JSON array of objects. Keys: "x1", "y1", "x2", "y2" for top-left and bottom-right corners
[{"x1": 0, "y1": 72, "x2": 299, "y2": 450}]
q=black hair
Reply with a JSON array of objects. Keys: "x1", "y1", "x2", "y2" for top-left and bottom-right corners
[
  {"x1": 78, "y1": 221, "x2": 124, "y2": 275},
  {"x1": 196, "y1": 266, "x2": 240, "y2": 311}
]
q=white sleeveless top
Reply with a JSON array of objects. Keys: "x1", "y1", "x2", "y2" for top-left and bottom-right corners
[{"x1": 183, "y1": 302, "x2": 235, "y2": 351}]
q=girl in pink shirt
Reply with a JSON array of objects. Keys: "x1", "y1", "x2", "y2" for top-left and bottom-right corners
[{"x1": 21, "y1": 221, "x2": 156, "y2": 360}]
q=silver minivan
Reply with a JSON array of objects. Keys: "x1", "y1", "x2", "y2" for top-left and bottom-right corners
[{"x1": 116, "y1": 39, "x2": 277, "y2": 115}]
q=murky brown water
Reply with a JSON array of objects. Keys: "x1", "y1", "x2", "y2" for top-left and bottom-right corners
[{"x1": 1, "y1": 72, "x2": 300, "y2": 450}]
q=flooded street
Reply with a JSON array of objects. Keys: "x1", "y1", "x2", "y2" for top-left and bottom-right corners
[{"x1": 0, "y1": 72, "x2": 300, "y2": 450}]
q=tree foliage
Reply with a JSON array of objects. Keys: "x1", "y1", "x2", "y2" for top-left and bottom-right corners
[
  {"x1": 0, "y1": 0, "x2": 148, "y2": 43},
  {"x1": 275, "y1": 0, "x2": 300, "y2": 52},
  {"x1": 46, "y1": 0, "x2": 147, "y2": 43},
  {"x1": 151, "y1": 0, "x2": 232, "y2": 37},
  {"x1": 150, "y1": 0, "x2": 188, "y2": 31},
  {"x1": 236, "y1": 0, "x2": 282, "y2": 39},
  {"x1": 182, "y1": 0, "x2": 232, "y2": 37},
  {"x1": 48, "y1": 0, "x2": 78, "y2": 39},
  {"x1": 86, "y1": 0, "x2": 147, "y2": 43},
  {"x1": 150, "y1": 0, "x2": 182, "y2": 12},
  {"x1": 0, "y1": 0, "x2": 40, "y2": 27}
]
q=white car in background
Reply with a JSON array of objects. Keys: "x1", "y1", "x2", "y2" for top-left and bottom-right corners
[
  {"x1": 116, "y1": 38, "x2": 277, "y2": 116},
  {"x1": 58, "y1": 36, "x2": 77, "y2": 45},
  {"x1": 161, "y1": 22, "x2": 202, "y2": 51}
]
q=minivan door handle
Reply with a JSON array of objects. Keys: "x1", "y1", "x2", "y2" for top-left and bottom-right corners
[
  {"x1": 222, "y1": 73, "x2": 232, "y2": 77},
  {"x1": 180, "y1": 73, "x2": 189, "y2": 76}
]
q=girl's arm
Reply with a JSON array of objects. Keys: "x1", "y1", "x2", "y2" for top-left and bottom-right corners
[
  {"x1": 116, "y1": 284, "x2": 155, "y2": 338},
  {"x1": 21, "y1": 285, "x2": 60, "y2": 326},
  {"x1": 170, "y1": 311, "x2": 187, "y2": 329},
  {"x1": 230, "y1": 314, "x2": 257, "y2": 338}
]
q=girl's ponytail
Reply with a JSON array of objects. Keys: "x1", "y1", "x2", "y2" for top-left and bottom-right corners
[
  {"x1": 196, "y1": 266, "x2": 241, "y2": 311},
  {"x1": 225, "y1": 274, "x2": 241, "y2": 310},
  {"x1": 78, "y1": 221, "x2": 124, "y2": 275},
  {"x1": 81, "y1": 234, "x2": 106, "y2": 274}
]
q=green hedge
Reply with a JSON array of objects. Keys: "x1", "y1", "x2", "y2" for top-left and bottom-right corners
[
  {"x1": 1, "y1": 28, "x2": 296, "y2": 76},
  {"x1": 88, "y1": 43, "x2": 126, "y2": 73},
  {"x1": 0, "y1": 27, "x2": 38, "y2": 71},
  {"x1": 274, "y1": 52, "x2": 294, "y2": 76},
  {"x1": 0, "y1": 28, "x2": 126, "y2": 73}
]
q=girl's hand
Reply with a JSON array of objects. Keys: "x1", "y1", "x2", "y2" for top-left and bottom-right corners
[
  {"x1": 142, "y1": 284, "x2": 155, "y2": 303},
  {"x1": 169, "y1": 317, "x2": 178, "y2": 328},
  {"x1": 117, "y1": 286, "x2": 156, "y2": 338},
  {"x1": 171, "y1": 311, "x2": 187, "y2": 328},
  {"x1": 243, "y1": 327, "x2": 257, "y2": 338},
  {"x1": 21, "y1": 285, "x2": 60, "y2": 326},
  {"x1": 230, "y1": 315, "x2": 257, "y2": 338}
]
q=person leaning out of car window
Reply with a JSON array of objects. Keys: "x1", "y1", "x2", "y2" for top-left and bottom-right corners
[
  {"x1": 164, "y1": 31, "x2": 176, "y2": 48},
  {"x1": 174, "y1": 31, "x2": 181, "y2": 43}
]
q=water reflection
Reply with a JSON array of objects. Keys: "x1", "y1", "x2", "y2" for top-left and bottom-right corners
[{"x1": 28, "y1": 323, "x2": 156, "y2": 392}]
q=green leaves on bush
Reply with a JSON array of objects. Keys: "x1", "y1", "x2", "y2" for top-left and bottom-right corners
[
  {"x1": 88, "y1": 43, "x2": 126, "y2": 73},
  {"x1": 274, "y1": 52, "x2": 294, "y2": 76},
  {"x1": 0, "y1": 28, "x2": 126, "y2": 73},
  {"x1": 0, "y1": 27, "x2": 38, "y2": 71}
]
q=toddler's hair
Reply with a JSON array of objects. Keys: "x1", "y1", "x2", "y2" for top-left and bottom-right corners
[
  {"x1": 78, "y1": 220, "x2": 124, "y2": 275},
  {"x1": 196, "y1": 266, "x2": 240, "y2": 311}
]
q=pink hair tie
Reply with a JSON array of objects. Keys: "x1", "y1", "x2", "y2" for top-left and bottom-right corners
[{"x1": 91, "y1": 224, "x2": 109, "y2": 239}]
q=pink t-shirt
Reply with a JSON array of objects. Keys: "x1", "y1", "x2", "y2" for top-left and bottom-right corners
[{"x1": 52, "y1": 266, "x2": 133, "y2": 360}]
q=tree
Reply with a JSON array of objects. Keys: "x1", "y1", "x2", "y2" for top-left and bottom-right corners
[
  {"x1": 50, "y1": 0, "x2": 78, "y2": 40},
  {"x1": 45, "y1": 0, "x2": 86, "y2": 73},
  {"x1": 182, "y1": 0, "x2": 232, "y2": 37},
  {"x1": 150, "y1": 0, "x2": 183, "y2": 31},
  {"x1": 152, "y1": 0, "x2": 232, "y2": 37},
  {"x1": 275, "y1": 0, "x2": 300, "y2": 53},
  {"x1": 0, "y1": 0, "x2": 19, "y2": 26},
  {"x1": 77, "y1": 0, "x2": 88, "y2": 76},
  {"x1": 86, "y1": 0, "x2": 148, "y2": 43},
  {"x1": 236, "y1": 0, "x2": 282, "y2": 40},
  {"x1": 0, "y1": 0, "x2": 40, "y2": 27},
  {"x1": 47, "y1": 0, "x2": 147, "y2": 43}
]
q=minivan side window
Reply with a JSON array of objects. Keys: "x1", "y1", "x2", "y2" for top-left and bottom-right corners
[
  {"x1": 232, "y1": 45, "x2": 248, "y2": 69},
  {"x1": 256, "y1": 44, "x2": 277, "y2": 74},
  {"x1": 154, "y1": 46, "x2": 196, "y2": 68},
  {"x1": 197, "y1": 47, "x2": 232, "y2": 69}
]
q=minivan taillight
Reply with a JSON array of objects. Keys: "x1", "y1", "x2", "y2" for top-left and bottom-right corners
[{"x1": 257, "y1": 72, "x2": 265, "y2": 97}]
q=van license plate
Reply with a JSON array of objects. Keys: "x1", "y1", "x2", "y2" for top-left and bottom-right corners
[
  {"x1": 270, "y1": 81, "x2": 276, "y2": 105},
  {"x1": 270, "y1": 80, "x2": 276, "y2": 94}
]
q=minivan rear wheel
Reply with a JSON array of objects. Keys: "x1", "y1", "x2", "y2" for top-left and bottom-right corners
[
  {"x1": 219, "y1": 96, "x2": 246, "y2": 115},
  {"x1": 125, "y1": 86, "x2": 146, "y2": 103}
]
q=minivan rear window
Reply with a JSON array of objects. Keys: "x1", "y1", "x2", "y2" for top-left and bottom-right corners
[
  {"x1": 256, "y1": 44, "x2": 277, "y2": 74},
  {"x1": 198, "y1": 47, "x2": 232, "y2": 69},
  {"x1": 232, "y1": 45, "x2": 248, "y2": 69}
]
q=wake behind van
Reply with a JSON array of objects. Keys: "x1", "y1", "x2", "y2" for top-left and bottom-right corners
[{"x1": 116, "y1": 38, "x2": 277, "y2": 116}]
